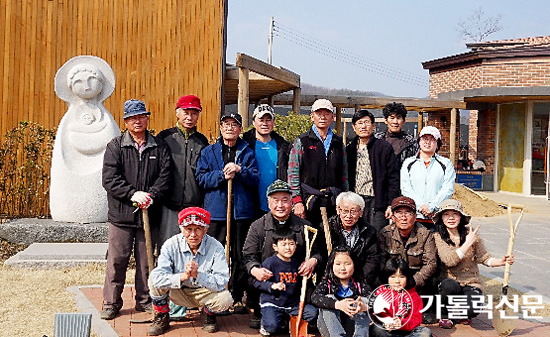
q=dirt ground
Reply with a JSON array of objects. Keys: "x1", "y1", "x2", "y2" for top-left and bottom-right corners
[{"x1": 452, "y1": 183, "x2": 507, "y2": 217}]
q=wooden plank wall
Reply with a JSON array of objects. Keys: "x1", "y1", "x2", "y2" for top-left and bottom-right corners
[{"x1": 0, "y1": 0, "x2": 226, "y2": 141}]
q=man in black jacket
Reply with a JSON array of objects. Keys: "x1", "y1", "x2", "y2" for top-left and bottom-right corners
[
  {"x1": 347, "y1": 109, "x2": 400, "y2": 231},
  {"x1": 242, "y1": 180, "x2": 322, "y2": 329},
  {"x1": 288, "y1": 98, "x2": 348, "y2": 226},
  {"x1": 101, "y1": 99, "x2": 172, "y2": 320},
  {"x1": 374, "y1": 102, "x2": 418, "y2": 168},
  {"x1": 242, "y1": 104, "x2": 290, "y2": 217},
  {"x1": 157, "y1": 95, "x2": 209, "y2": 245}
]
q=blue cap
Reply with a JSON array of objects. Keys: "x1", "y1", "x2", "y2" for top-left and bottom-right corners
[{"x1": 123, "y1": 99, "x2": 150, "y2": 119}]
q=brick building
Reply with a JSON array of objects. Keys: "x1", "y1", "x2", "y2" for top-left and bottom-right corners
[{"x1": 423, "y1": 36, "x2": 550, "y2": 197}]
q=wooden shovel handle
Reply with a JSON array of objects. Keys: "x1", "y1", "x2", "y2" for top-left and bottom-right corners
[
  {"x1": 503, "y1": 206, "x2": 523, "y2": 287},
  {"x1": 225, "y1": 178, "x2": 233, "y2": 264},
  {"x1": 142, "y1": 208, "x2": 155, "y2": 272},
  {"x1": 320, "y1": 207, "x2": 332, "y2": 256}
]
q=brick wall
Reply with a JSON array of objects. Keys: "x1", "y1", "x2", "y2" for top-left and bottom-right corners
[
  {"x1": 477, "y1": 108, "x2": 497, "y2": 175},
  {"x1": 429, "y1": 66, "x2": 481, "y2": 98},
  {"x1": 426, "y1": 110, "x2": 461, "y2": 164},
  {"x1": 429, "y1": 58, "x2": 550, "y2": 98}
]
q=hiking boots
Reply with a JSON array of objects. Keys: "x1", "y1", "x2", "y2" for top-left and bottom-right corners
[
  {"x1": 135, "y1": 301, "x2": 153, "y2": 313},
  {"x1": 148, "y1": 312, "x2": 170, "y2": 336},
  {"x1": 100, "y1": 307, "x2": 119, "y2": 320},
  {"x1": 202, "y1": 309, "x2": 219, "y2": 333}
]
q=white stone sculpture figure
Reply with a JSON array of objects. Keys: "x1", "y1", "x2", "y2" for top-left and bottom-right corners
[{"x1": 50, "y1": 55, "x2": 120, "y2": 223}]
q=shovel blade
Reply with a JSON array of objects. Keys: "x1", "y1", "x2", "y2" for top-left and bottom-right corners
[
  {"x1": 492, "y1": 295, "x2": 517, "y2": 337},
  {"x1": 289, "y1": 316, "x2": 308, "y2": 337}
]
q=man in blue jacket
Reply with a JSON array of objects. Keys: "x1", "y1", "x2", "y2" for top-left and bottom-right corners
[{"x1": 196, "y1": 112, "x2": 260, "y2": 313}]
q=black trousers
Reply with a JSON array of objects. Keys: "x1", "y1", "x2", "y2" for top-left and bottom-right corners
[
  {"x1": 208, "y1": 218, "x2": 252, "y2": 303},
  {"x1": 438, "y1": 278, "x2": 483, "y2": 319}
]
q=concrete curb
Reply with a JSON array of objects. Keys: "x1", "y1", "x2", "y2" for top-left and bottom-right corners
[{"x1": 67, "y1": 285, "x2": 119, "y2": 337}]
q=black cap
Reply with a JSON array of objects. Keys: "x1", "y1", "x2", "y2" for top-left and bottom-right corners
[{"x1": 220, "y1": 112, "x2": 242, "y2": 126}]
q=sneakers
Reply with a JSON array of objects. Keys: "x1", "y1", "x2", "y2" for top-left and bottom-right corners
[
  {"x1": 232, "y1": 301, "x2": 249, "y2": 315},
  {"x1": 439, "y1": 318, "x2": 454, "y2": 329},
  {"x1": 135, "y1": 302, "x2": 153, "y2": 313},
  {"x1": 259, "y1": 326, "x2": 271, "y2": 336},
  {"x1": 100, "y1": 307, "x2": 119, "y2": 320},
  {"x1": 202, "y1": 308, "x2": 219, "y2": 333},
  {"x1": 148, "y1": 312, "x2": 170, "y2": 336}
]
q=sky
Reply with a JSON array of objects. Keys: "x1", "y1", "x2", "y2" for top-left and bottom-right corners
[{"x1": 226, "y1": 1, "x2": 550, "y2": 98}]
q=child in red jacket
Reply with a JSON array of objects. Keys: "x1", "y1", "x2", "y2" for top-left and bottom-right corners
[{"x1": 369, "y1": 257, "x2": 432, "y2": 337}]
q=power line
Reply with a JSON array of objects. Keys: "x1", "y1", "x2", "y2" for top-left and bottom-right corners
[{"x1": 272, "y1": 20, "x2": 429, "y2": 88}]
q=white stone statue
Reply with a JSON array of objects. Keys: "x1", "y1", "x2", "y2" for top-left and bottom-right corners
[{"x1": 50, "y1": 55, "x2": 120, "y2": 223}]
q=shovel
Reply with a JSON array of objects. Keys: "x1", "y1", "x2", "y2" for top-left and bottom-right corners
[
  {"x1": 290, "y1": 225, "x2": 318, "y2": 337},
  {"x1": 130, "y1": 207, "x2": 155, "y2": 324},
  {"x1": 492, "y1": 204, "x2": 523, "y2": 337}
]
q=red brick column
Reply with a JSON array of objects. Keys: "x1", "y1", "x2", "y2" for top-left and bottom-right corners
[{"x1": 477, "y1": 108, "x2": 497, "y2": 175}]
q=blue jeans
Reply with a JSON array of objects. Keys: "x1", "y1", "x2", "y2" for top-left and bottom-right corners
[
  {"x1": 371, "y1": 324, "x2": 432, "y2": 337},
  {"x1": 261, "y1": 304, "x2": 318, "y2": 334},
  {"x1": 317, "y1": 308, "x2": 370, "y2": 337}
]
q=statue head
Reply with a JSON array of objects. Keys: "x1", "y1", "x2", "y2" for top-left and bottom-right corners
[
  {"x1": 67, "y1": 64, "x2": 104, "y2": 101},
  {"x1": 55, "y1": 55, "x2": 116, "y2": 105}
]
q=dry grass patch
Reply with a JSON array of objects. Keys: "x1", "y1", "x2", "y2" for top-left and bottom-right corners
[{"x1": 0, "y1": 263, "x2": 135, "y2": 337}]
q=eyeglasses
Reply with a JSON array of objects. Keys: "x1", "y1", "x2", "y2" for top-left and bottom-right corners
[
  {"x1": 355, "y1": 120, "x2": 373, "y2": 127},
  {"x1": 221, "y1": 121, "x2": 241, "y2": 129},
  {"x1": 420, "y1": 136, "x2": 437, "y2": 143},
  {"x1": 338, "y1": 207, "x2": 360, "y2": 216}
]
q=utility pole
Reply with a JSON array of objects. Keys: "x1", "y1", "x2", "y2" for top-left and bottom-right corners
[{"x1": 268, "y1": 16, "x2": 274, "y2": 64}]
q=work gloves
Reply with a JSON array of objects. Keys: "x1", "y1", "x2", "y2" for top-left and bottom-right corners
[{"x1": 131, "y1": 191, "x2": 153, "y2": 209}]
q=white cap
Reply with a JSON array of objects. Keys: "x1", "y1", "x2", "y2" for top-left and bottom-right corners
[
  {"x1": 419, "y1": 126, "x2": 441, "y2": 140},
  {"x1": 311, "y1": 99, "x2": 334, "y2": 113},
  {"x1": 252, "y1": 104, "x2": 274, "y2": 119}
]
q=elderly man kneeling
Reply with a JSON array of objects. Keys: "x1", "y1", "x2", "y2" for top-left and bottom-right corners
[{"x1": 148, "y1": 207, "x2": 233, "y2": 335}]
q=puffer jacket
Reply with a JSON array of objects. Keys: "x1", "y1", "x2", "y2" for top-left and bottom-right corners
[
  {"x1": 196, "y1": 137, "x2": 259, "y2": 220},
  {"x1": 312, "y1": 276, "x2": 371, "y2": 310},
  {"x1": 378, "y1": 223, "x2": 437, "y2": 288},
  {"x1": 157, "y1": 127, "x2": 208, "y2": 210},
  {"x1": 102, "y1": 131, "x2": 172, "y2": 227}
]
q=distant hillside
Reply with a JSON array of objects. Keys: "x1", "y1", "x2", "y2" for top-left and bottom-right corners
[{"x1": 301, "y1": 83, "x2": 386, "y2": 97}]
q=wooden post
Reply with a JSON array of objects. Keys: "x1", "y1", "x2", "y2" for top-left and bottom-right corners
[
  {"x1": 418, "y1": 111, "x2": 424, "y2": 135},
  {"x1": 238, "y1": 67, "x2": 250, "y2": 129},
  {"x1": 293, "y1": 87, "x2": 301, "y2": 114},
  {"x1": 450, "y1": 108, "x2": 457, "y2": 165},
  {"x1": 268, "y1": 95, "x2": 275, "y2": 107},
  {"x1": 335, "y1": 106, "x2": 342, "y2": 136}
]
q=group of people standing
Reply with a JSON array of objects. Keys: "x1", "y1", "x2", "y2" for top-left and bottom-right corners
[{"x1": 99, "y1": 96, "x2": 514, "y2": 337}]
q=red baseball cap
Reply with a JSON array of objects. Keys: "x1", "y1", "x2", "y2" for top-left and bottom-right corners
[
  {"x1": 176, "y1": 95, "x2": 202, "y2": 112},
  {"x1": 178, "y1": 207, "x2": 210, "y2": 227}
]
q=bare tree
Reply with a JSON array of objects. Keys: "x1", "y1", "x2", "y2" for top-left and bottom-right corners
[{"x1": 457, "y1": 7, "x2": 502, "y2": 42}]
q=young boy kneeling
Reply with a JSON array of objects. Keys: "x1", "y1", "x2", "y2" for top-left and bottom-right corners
[{"x1": 253, "y1": 232, "x2": 318, "y2": 336}]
